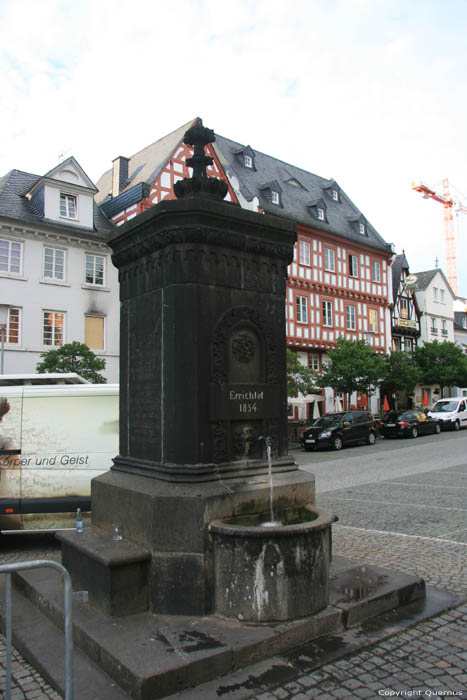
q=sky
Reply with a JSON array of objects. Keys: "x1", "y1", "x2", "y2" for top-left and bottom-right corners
[{"x1": 1, "y1": 0, "x2": 467, "y2": 296}]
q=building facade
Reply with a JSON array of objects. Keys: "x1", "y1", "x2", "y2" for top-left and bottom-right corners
[
  {"x1": 390, "y1": 253, "x2": 421, "y2": 354},
  {"x1": 0, "y1": 158, "x2": 119, "y2": 381},
  {"x1": 412, "y1": 268, "x2": 456, "y2": 405}
]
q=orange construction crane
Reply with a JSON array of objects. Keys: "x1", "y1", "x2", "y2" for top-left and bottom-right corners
[{"x1": 411, "y1": 178, "x2": 458, "y2": 294}]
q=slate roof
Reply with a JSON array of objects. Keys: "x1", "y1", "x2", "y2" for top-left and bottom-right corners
[
  {"x1": 0, "y1": 169, "x2": 113, "y2": 238},
  {"x1": 95, "y1": 118, "x2": 392, "y2": 254},
  {"x1": 413, "y1": 268, "x2": 456, "y2": 299},
  {"x1": 95, "y1": 119, "x2": 196, "y2": 205},
  {"x1": 391, "y1": 252, "x2": 409, "y2": 299},
  {"x1": 213, "y1": 134, "x2": 392, "y2": 253}
]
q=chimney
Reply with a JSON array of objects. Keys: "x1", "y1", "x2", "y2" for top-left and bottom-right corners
[{"x1": 112, "y1": 156, "x2": 129, "y2": 198}]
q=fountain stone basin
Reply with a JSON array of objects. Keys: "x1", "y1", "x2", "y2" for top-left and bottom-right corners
[{"x1": 209, "y1": 504, "x2": 337, "y2": 622}]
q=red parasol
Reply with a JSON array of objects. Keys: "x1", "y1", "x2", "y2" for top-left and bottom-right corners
[
  {"x1": 422, "y1": 391, "x2": 430, "y2": 407},
  {"x1": 383, "y1": 395, "x2": 390, "y2": 412}
]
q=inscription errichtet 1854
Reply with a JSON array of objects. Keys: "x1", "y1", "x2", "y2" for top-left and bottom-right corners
[{"x1": 210, "y1": 383, "x2": 280, "y2": 420}]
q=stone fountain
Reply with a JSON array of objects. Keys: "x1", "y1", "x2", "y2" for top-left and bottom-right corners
[{"x1": 57, "y1": 118, "x2": 337, "y2": 622}]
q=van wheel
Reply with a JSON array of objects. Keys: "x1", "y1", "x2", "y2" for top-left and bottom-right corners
[
  {"x1": 454, "y1": 420, "x2": 460, "y2": 431},
  {"x1": 367, "y1": 432, "x2": 376, "y2": 445},
  {"x1": 332, "y1": 436, "x2": 343, "y2": 451},
  {"x1": 411, "y1": 427, "x2": 418, "y2": 438}
]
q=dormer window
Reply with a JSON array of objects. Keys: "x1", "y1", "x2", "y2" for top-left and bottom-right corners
[
  {"x1": 60, "y1": 193, "x2": 77, "y2": 219},
  {"x1": 308, "y1": 198, "x2": 328, "y2": 223},
  {"x1": 332, "y1": 189, "x2": 339, "y2": 201},
  {"x1": 272, "y1": 191, "x2": 280, "y2": 205},
  {"x1": 244, "y1": 154, "x2": 252, "y2": 168},
  {"x1": 359, "y1": 222, "x2": 365, "y2": 235}
]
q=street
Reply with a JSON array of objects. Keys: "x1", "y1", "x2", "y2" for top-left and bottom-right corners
[{"x1": 1, "y1": 430, "x2": 466, "y2": 699}]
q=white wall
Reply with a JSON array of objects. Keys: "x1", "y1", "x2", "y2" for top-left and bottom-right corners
[{"x1": 0, "y1": 227, "x2": 119, "y2": 382}]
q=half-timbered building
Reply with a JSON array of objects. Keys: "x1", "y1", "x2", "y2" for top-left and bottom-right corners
[
  {"x1": 390, "y1": 253, "x2": 421, "y2": 353},
  {"x1": 95, "y1": 117, "x2": 394, "y2": 419}
]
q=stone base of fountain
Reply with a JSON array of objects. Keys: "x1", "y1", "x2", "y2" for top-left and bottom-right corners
[
  {"x1": 210, "y1": 505, "x2": 337, "y2": 622},
  {"x1": 59, "y1": 467, "x2": 318, "y2": 616},
  {"x1": 2, "y1": 553, "x2": 441, "y2": 700}
]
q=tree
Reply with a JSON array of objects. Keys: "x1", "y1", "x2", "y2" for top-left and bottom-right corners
[
  {"x1": 321, "y1": 338, "x2": 386, "y2": 402},
  {"x1": 380, "y1": 351, "x2": 421, "y2": 408},
  {"x1": 286, "y1": 348, "x2": 319, "y2": 398},
  {"x1": 36, "y1": 341, "x2": 107, "y2": 383},
  {"x1": 414, "y1": 341, "x2": 467, "y2": 392}
]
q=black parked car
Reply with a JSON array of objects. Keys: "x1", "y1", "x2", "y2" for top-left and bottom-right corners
[
  {"x1": 301, "y1": 411, "x2": 377, "y2": 451},
  {"x1": 379, "y1": 410, "x2": 441, "y2": 439}
]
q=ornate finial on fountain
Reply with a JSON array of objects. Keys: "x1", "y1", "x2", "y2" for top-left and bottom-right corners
[{"x1": 174, "y1": 118, "x2": 228, "y2": 201}]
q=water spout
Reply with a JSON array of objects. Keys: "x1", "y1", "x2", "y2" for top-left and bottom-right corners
[{"x1": 259, "y1": 436, "x2": 282, "y2": 527}]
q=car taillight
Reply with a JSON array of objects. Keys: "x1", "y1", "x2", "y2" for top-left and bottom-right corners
[
  {"x1": 399, "y1": 421, "x2": 409, "y2": 427},
  {"x1": 380, "y1": 422, "x2": 384, "y2": 428}
]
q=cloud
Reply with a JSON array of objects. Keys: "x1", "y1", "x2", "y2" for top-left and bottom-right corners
[{"x1": 1, "y1": 0, "x2": 467, "y2": 293}]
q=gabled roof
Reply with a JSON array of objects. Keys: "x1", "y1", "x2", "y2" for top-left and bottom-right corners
[
  {"x1": 0, "y1": 168, "x2": 113, "y2": 237},
  {"x1": 392, "y1": 252, "x2": 410, "y2": 299},
  {"x1": 95, "y1": 118, "x2": 392, "y2": 254},
  {"x1": 95, "y1": 118, "x2": 197, "y2": 205},
  {"x1": 413, "y1": 268, "x2": 456, "y2": 298},
  {"x1": 213, "y1": 133, "x2": 391, "y2": 253}
]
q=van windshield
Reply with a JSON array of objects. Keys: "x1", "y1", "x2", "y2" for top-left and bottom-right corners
[{"x1": 431, "y1": 400, "x2": 458, "y2": 413}]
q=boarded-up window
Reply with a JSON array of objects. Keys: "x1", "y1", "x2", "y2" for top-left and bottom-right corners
[{"x1": 85, "y1": 315, "x2": 104, "y2": 350}]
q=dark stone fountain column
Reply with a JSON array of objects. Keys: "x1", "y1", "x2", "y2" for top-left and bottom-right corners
[{"x1": 76, "y1": 121, "x2": 316, "y2": 615}]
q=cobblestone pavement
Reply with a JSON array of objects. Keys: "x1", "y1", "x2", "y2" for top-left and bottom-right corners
[
  {"x1": 1, "y1": 457, "x2": 466, "y2": 699},
  {"x1": 249, "y1": 603, "x2": 467, "y2": 699}
]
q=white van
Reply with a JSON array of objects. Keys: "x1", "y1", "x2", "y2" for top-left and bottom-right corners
[
  {"x1": 0, "y1": 383, "x2": 118, "y2": 532},
  {"x1": 427, "y1": 397, "x2": 467, "y2": 431}
]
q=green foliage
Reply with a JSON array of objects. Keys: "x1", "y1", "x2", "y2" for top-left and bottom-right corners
[
  {"x1": 321, "y1": 338, "x2": 386, "y2": 396},
  {"x1": 286, "y1": 348, "x2": 319, "y2": 397},
  {"x1": 36, "y1": 341, "x2": 107, "y2": 384},
  {"x1": 380, "y1": 350, "x2": 421, "y2": 398},
  {"x1": 414, "y1": 341, "x2": 467, "y2": 390}
]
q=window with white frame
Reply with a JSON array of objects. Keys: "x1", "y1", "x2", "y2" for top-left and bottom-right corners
[
  {"x1": 85, "y1": 254, "x2": 105, "y2": 286},
  {"x1": 346, "y1": 305, "x2": 356, "y2": 330},
  {"x1": 433, "y1": 287, "x2": 439, "y2": 302},
  {"x1": 271, "y1": 191, "x2": 280, "y2": 205},
  {"x1": 6, "y1": 307, "x2": 20, "y2": 344},
  {"x1": 244, "y1": 154, "x2": 252, "y2": 168},
  {"x1": 0, "y1": 239, "x2": 22, "y2": 274},
  {"x1": 43, "y1": 246, "x2": 65, "y2": 281},
  {"x1": 324, "y1": 248, "x2": 335, "y2": 272},
  {"x1": 332, "y1": 189, "x2": 339, "y2": 201},
  {"x1": 299, "y1": 240, "x2": 310, "y2": 266},
  {"x1": 43, "y1": 311, "x2": 65, "y2": 346},
  {"x1": 60, "y1": 193, "x2": 77, "y2": 219},
  {"x1": 440, "y1": 289, "x2": 445, "y2": 303},
  {"x1": 431, "y1": 317, "x2": 438, "y2": 334},
  {"x1": 322, "y1": 300, "x2": 333, "y2": 327},
  {"x1": 317, "y1": 208, "x2": 325, "y2": 221},
  {"x1": 348, "y1": 254, "x2": 358, "y2": 277},
  {"x1": 359, "y1": 223, "x2": 365, "y2": 235},
  {"x1": 296, "y1": 295, "x2": 308, "y2": 323},
  {"x1": 369, "y1": 309, "x2": 378, "y2": 332},
  {"x1": 309, "y1": 353, "x2": 319, "y2": 371},
  {"x1": 372, "y1": 261, "x2": 381, "y2": 282},
  {"x1": 442, "y1": 319, "x2": 448, "y2": 336}
]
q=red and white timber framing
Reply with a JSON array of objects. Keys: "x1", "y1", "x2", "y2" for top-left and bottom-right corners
[
  {"x1": 287, "y1": 226, "x2": 392, "y2": 356},
  {"x1": 108, "y1": 140, "x2": 392, "y2": 365},
  {"x1": 109, "y1": 142, "x2": 238, "y2": 226}
]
